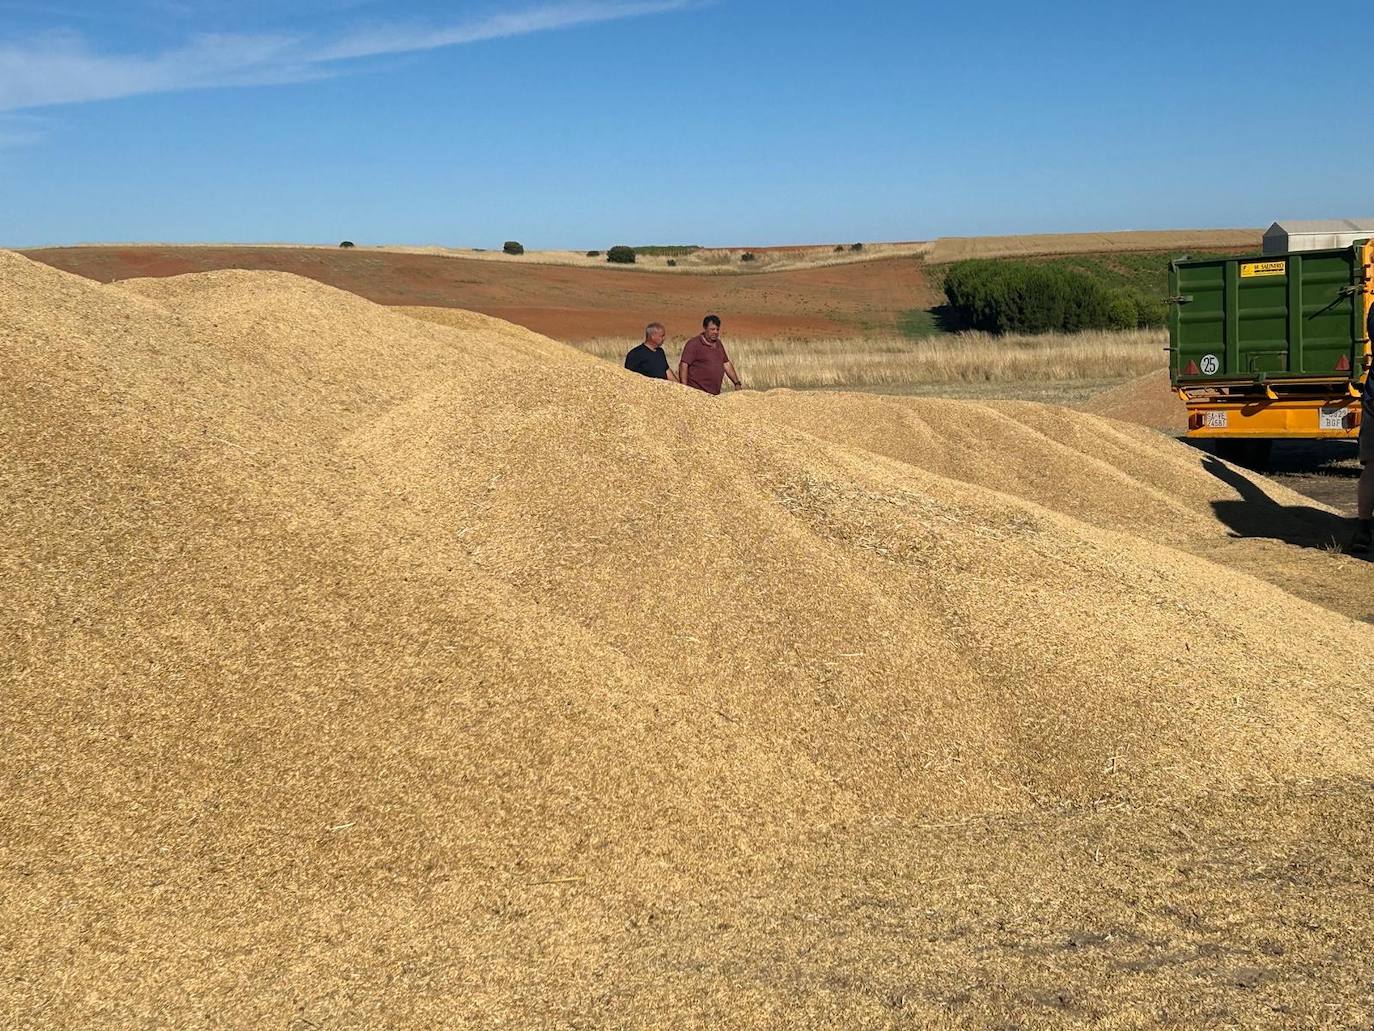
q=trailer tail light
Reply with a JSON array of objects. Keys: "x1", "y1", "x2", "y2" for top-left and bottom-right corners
[
  {"x1": 1336, "y1": 354, "x2": 1352, "y2": 372},
  {"x1": 1188, "y1": 413, "x2": 1204, "y2": 431},
  {"x1": 1184, "y1": 360, "x2": 1200, "y2": 375}
]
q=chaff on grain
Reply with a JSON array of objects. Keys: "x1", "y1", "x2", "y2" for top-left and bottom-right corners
[{"x1": 4, "y1": 250, "x2": 1373, "y2": 1029}]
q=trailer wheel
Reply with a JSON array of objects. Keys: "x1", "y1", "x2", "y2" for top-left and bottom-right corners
[{"x1": 1212, "y1": 439, "x2": 1273, "y2": 471}]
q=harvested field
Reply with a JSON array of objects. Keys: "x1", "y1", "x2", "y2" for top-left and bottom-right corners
[
  {"x1": 24, "y1": 244, "x2": 937, "y2": 341},
  {"x1": 925, "y1": 228, "x2": 1263, "y2": 264},
  {"x1": 25, "y1": 240, "x2": 936, "y2": 273},
  {"x1": 25, "y1": 230, "x2": 1260, "y2": 276},
  {"x1": 6, "y1": 250, "x2": 1374, "y2": 1028}
]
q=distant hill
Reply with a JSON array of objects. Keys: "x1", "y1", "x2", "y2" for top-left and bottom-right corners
[{"x1": 925, "y1": 228, "x2": 1261, "y2": 264}]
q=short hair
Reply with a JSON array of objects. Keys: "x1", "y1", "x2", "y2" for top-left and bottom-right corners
[
  {"x1": 703, "y1": 314, "x2": 722, "y2": 329},
  {"x1": 644, "y1": 321, "x2": 664, "y2": 337}
]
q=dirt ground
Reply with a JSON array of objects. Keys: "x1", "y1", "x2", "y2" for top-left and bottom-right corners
[
  {"x1": 1215, "y1": 439, "x2": 1362, "y2": 516},
  {"x1": 23, "y1": 245, "x2": 937, "y2": 341}
]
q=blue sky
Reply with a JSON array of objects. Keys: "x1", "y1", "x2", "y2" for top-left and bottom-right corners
[{"x1": 1, "y1": 0, "x2": 1368, "y2": 248}]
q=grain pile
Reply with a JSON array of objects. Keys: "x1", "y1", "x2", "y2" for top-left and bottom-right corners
[
  {"x1": 1081, "y1": 367, "x2": 1188, "y2": 432},
  {"x1": 740, "y1": 390, "x2": 1230, "y2": 542},
  {"x1": 5, "y1": 250, "x2": 1374, "y2": 1028}
]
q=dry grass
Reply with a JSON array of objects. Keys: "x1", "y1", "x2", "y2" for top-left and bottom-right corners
[{"x1": 577, "y1": 327, "x2": 1168, "y2": 391}]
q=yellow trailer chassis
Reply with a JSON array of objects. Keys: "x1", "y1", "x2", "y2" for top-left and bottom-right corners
[{"x1": 1180, "y1": 383, "x2": 1363, "y2": 440}]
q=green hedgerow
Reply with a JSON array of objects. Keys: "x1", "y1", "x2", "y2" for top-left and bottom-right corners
[{"x1": 941, "y1": 259, "x2": 1165, "y2": 334}]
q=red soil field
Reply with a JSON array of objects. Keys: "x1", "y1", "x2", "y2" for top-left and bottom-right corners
[{"x1": 23, "y1": 246, "x2": 937, "y2": 342}]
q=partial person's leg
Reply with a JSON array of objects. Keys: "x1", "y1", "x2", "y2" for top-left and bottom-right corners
[{"x1": 1352, "y1": 422, "x2": 1374, "y2": 552}]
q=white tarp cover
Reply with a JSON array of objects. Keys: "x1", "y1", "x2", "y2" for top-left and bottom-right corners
[{"x1": 1263, "y1": 219, "x2": 1374, "y2": 254}]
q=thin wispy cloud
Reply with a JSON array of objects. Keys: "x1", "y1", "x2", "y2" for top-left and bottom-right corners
[
  {"x1": 0, "y1": 1, "x2": 695, "y2": 113},
  {"x1": 0, "y1": 111, "x2": 47, "y2": 146}
]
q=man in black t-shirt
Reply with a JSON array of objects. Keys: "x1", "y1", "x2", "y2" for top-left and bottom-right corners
[{"x1": 624, "y1": 322, "x2": 679, "y2": 382}]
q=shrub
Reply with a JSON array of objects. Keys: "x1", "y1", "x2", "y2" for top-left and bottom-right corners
[
  {"x1": 606, "y1": 245, "x2": 636, "y2": 264},
  {"x1": 339, "y1": 240, "x2": 355, "y2": 249},
  {"x1": 667, "y1": 259, "x2": 677, "y2": 267},
  {"x1": 1105, "y1": 290, "x2": 1140, "y2": 331},
  {"x1": 586, "y1": 250, "x2": 601, "y2": 257},
  {"x1": 833, "y1": 245, "x2": 845, "y2": 253},
  {"x1": 1131, "y1": 293, "x2": 1169, "y2": 328},
  {"x1": 503, "y1": 240, "x2": 524, "y2": 255},
  {"x1": 941, "y1": 259, "x2": 1161, "y2": 335},
  {"x1": 740, "y1": 252, "x2": 757, "y2": 263},
  {"x1": 850, "y1": 242, "x2": 864, "y2": 252}
]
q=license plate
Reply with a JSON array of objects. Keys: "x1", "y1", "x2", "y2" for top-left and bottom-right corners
[
  {"x1": 1319, "y1": 406, "x2": 1351, "y2": 431},
  {"x1": 1204, "y1": 411, "x2": 1229, "y2": 429}
]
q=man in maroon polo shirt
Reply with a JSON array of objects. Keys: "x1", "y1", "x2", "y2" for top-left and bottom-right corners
[{"x1": 678, "y1": 314, "x2": 743, "y2": 395}]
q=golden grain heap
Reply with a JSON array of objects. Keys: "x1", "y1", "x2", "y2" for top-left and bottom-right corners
[
  {"x1": 4, "y1": 250, "x2": 1373, "y2": 1029},
  {"x1": 1081, "y1": 367, "x2": 1188, "y2": 432}
]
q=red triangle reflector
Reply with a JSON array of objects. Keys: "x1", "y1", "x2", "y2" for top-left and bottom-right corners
[
  {"x1": 1336, "y1": 354, "x2": 1351, "y2": 371},
  {"x1": 1185, "y1": 360, "x2": 1200, "y2": 375}
]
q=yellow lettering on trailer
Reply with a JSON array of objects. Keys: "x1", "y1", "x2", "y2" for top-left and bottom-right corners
[{"x1": 1239, "y1": 260, "x2": 1286, "y2": 278}]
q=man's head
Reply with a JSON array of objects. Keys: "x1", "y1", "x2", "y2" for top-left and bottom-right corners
[
  {"x1": 644, "y1": 322, "x2": 665, "y2": 349},
  {"x1": 702, "y1": 314, "x2": 721, "y2": 343}
]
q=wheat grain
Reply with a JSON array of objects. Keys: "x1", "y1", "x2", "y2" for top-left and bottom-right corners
[{"x1": 5, "y1": 251, "x2": 1373, "y2": 1029}]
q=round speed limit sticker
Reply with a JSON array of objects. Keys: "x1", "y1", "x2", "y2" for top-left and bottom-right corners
[{"x1": 1200, "y1": 354, "x2": 1220, "y2": 375}]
